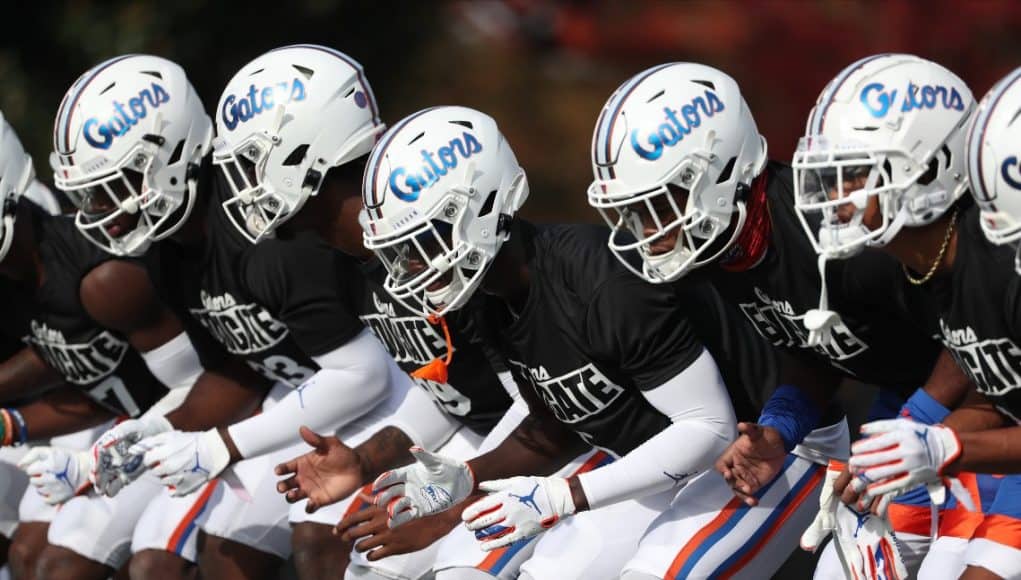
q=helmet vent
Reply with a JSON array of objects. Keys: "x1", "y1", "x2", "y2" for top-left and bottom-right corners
[
  {"x1": 449, "y1": 120, "x2": 474, "y2": 129},
  {"x1": 692, "y1": 80, "x2": 716, "y2": 90},
  {"x1": 408, "y1": 132, "x2": 426, "y2": 145},
  {"x1": 646, "y1": 90, "x2": 665, "y2": 104},
  {"x1": 344, "y1": 87, "x2": 355, "y2": 98},
  {"x1": 249, "y1": 68, "x2": 265, "y2": 76},
  {"x1": 716, "y1": 157, "x2": 736, "y2": 184},
  {"x1": 292, "y1": 65, "x2": 315, "y2": 79},
  {"x1": 941, "y1": 145, "x2": 952, "y2": 169},
  {"x1": 282, "y1": 144, "x2": 309, "y2": 166},
  {"x1": 918, "y1": 157, "x2": 939, "y2": 186},
  {"x1": 168, "y1": 140, "x2": 185, "y2": 166},
  {"x1": 478, "y1": 189, "x2": 498, "y2": 217},
  {"x1": 141, "y1": 71, "x2": 163, "y2": 79},
  {"x1": 852, "y1": 126, "x2": 880, "y2": 131},
  {"x1": 100, "y1": 82, "x2": 117, "y2": 95}
]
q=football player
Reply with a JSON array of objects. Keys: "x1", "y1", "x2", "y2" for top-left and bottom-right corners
[
  {"x1": 830, "y1": 61, "x2": 1021, "y2": 580},
  {"x1": 358, "y1": 105, "x2": 759, "y2": 580},
  {"x1": 48, "y1": 55, "x2": 289, "y2": 580},
  {"x1": 89, "y1": 46, "x2": 458, "y2": 580},
  {"x1": 584, "y1": 61, "x2": 971, "y2": 578}
]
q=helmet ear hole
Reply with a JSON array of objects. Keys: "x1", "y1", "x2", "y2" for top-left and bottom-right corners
[
  {"x1": 167, "y1": 140, "x2": 185, "y2": 166},
  {"x1": 283, "y1": 144, "x2": 309, "y2": 167},
  {"x1": 917, "y1": 157, "x2": 939, "y2": 186},
  {"x1": 716, "y1": 157, "x2": 736, "y2": 184},
  {"x1": 477, "y1": 190, "x2": 498, "y2": 218}
]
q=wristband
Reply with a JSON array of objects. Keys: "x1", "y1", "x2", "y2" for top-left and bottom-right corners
[
  {"x1": 0, "y1": 410, "x2": 12, "y2": 446},
  {"x1": 7, "y1": 409, "x2": 27, "y2": 445},
  {"x1": 899, "y1": 388, "x2": 950, "y2": 425},
  {"x1": 757, "y1": 384, "x2": 822, "y2": 452}
]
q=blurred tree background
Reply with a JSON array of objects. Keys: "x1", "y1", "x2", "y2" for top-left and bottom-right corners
[{"x1": 2, "y1": 0, "x2": 1021, "y2": 223}]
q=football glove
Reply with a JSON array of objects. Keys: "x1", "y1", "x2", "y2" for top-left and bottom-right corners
[
  {"x1": 848, "y1": 419, "x2": 974, "y2": 511},
  {"x1": 831, "y1": 503, "x2": 908, "y2": 580},
  {"x1": 371, "y1": 447, "x2": 474, "y2": 528},
  {"x1": 462, "y1": 475, "x2": 576, "y2": 550},
  {"x1": 132, "y1": 428, "x2": 230, "y2": 497},
  {"x1": 19, "y1": 447, "x2": 92, "y2": 505},
  {"x1": 90, "y1": 415, "x2": 172, "y2": 497}
]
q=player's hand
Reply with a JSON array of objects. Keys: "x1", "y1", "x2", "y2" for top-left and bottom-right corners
[
  {"x1": 275, "y1": 426, "x2": 364, "y2": 512},
  {"x1": 90, "y1": 415, "x2": 172, "y2": 497},
  {"x1": 132, "y1": 429, "x2": 230, "y2": 497},
  {"x1": 830, "y1": 503, "x2": 907, "y2": 580},
  {"x1": 371, "y1": 447, "x2": 473, "y2": 528},
  {"x1": 338, "y1": 504, "x2": 459, "y2": 561},
  {"x1": 19, "y1": 447, "x2": 93, "y2": 505},
  {"x1": 715, "y1": 422, "x2": 788, "y2": 506},
  {"x1": 462, "y1": 475, "x2": 576, "y2": 551},
  {"x1": 848, "y1": 419, "x2": 973, "y2": 511}
]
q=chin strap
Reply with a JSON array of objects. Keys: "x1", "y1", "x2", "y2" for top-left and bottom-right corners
[
  {"x1": 411, "y1": 315, "x2": 454, "y2": 384},
  {"x1": 804, "y1": 253, "x2": 842, "y2": 348}
]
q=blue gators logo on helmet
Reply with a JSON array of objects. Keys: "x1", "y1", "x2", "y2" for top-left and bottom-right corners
[
  {"x1": 1001, "y1": 156, "x2": 1021, "y2": 190},
  {"x1": 221, "y1": 78, "x2": 307, "y2": 131},
  {"x1": 630, "y1": 90, "x2": 725, "y2": 161},
  {"x1": 860, "y1": 82, "x2": 966, "y2": 118},
  {"x1": 389, "y1": 132, "x2": 483, "y2": 202},
  {"x1": 82, "y1": 83, "x2": 170, "y2": 150}
]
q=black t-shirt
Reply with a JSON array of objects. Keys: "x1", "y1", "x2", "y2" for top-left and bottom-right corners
[
  {"x1": 924, "y1": 205, "x2": 1021, "y2": 423},
  {"x1": 707, "y1": 162, "x2": 941, "y2": 393},
  {"x1": 353, "y1": 260, "x2": 511, "y2": 435},
  {"x1": 2, "y1": 202, "x2": 167, "y2": 416},
  {"x1": 168, "y1": 177, "x2": 364, "y2": 387},
  {"x1": 475, "y1": 221, "x2": 757, "y2": 456}
]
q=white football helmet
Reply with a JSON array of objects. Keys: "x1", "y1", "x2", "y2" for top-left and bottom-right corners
[
  {"x1": 792, "y1": 54, "x2": 974, "y2": 258},
  {"x1": 214, "y1": 44, "x2": 384, "y2": 243},
  {"x1": 0, "y1": 111, "x2": 37, "y2": 261},
  {"x1": 966, "y1": 66, "x2": 1021, "y2": 274},
  {"x1": 51, "y1": 54, "x2": 213, "y2": 256},
  {"x1": 361, "y1": 106, "x2": 528, "y2": 316},
  {"x1": 587, "y1": 63, "x2": 767, "y2": 283}
]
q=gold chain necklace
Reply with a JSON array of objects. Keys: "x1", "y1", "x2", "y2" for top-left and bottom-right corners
[{"x1": 903, "y1": 208, "x2": 958, "y2": 285}]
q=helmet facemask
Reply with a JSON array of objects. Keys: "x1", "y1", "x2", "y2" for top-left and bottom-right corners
[
  {"x1": 214, "y1": 130, "x2": 306, "y2": 243},
  {"x1": 366, "y1": 187, "x2": 495, "y2": 317},
  {"x1": 56, "y1": 131, "x2": 197, "y2": 257},
  {"x1": 588, "y1": 153, "x2": 745, "y2": 283},
  {"x1": 792, "y1": 136, "x2": 953, "y2": 258}
]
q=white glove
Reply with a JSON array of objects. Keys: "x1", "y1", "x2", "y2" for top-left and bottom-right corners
[
  {"x1": 831, "y1": 503, "x2": 908, "y2": 580},
  {"x1": 800, "y1": 460, "x2": 843, "y2": 552},
  {"x1": 462, "y1": 475, "x2": 576, "y2": 551},
  {"x1": 848, "y1": 419, "x2": 974, "y2": 511},
  {"x1": 90, "y1": 415, "x2": 173, "y2": 497},
  {"x1": 371, "y1": 446, "x2": 474, "y2": 528},
  {"x1": 132, "y1": 429, "x2": 230, "y2": 497},
  {"x1": 19, "y1": 447, "x2": 93, "y2": 505}
]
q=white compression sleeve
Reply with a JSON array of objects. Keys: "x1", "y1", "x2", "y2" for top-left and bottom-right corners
[
  {"x1": 227, "y1": 329, "x2": 392, "y2": 459},
  {"x1": 382, "y1": 376, "x2": 461, "y2": 451},
  {"x1": 140, "y1": 331, "x2": 204, "y2": 419},
  {"x1": 577, "y1": 348, "x2": 737, "y2": 509}
]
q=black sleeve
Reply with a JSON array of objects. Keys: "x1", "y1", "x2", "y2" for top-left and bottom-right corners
[
  {"x1": 584, "y1": 272, "x2": 704, "y2": 390},
  {"x1": 240, "y1": 237, "x2": 363, "y2": 357}
]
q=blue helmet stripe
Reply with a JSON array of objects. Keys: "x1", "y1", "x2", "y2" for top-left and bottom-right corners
[
  {"x1": 54, "y1": 54, "x2": 136, "y2": 154},
  {"x1": 809, "y1": 53, "x2": 892, "y2": 135}
]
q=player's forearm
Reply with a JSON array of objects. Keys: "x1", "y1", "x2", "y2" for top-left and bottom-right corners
[
  {"x1": 15, "y1": 387, "x2": 116, "y2": 441},
  {"x1": 352, "y1": 426, "x2": 418, "y2": 484},
  {"x1": 942, "y1": 389, "x2": 1006, "y2": 434},
  {"x1": 953, "y1": 426, "x2": 1021, "y2": 474},
  {"x1": 0, "y1": 348, "x2": 63, "y2": 402},
  {"x1": 165, "y1": 361, "x2": 267, "y2": 430},
  {"x1": 919, "y1": 349, "x2": 972, "y2": 410},
  {"x1": 467, "y1": 414, "x2": 586, "y2": 484}
]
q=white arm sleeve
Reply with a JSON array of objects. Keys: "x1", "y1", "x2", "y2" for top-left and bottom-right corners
[
  {"x1": 577, "y1": 349, "x2": 737, "y2": 509},
  {"x1": 381, "y1": 376, "x2": 460, "y2": 452},
  {"x1": 140, "y1": 331, "x2": 204, "y2": 419},
  {"x1": 227, "y1": 329, "x2": 391, "y2": 458}
]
